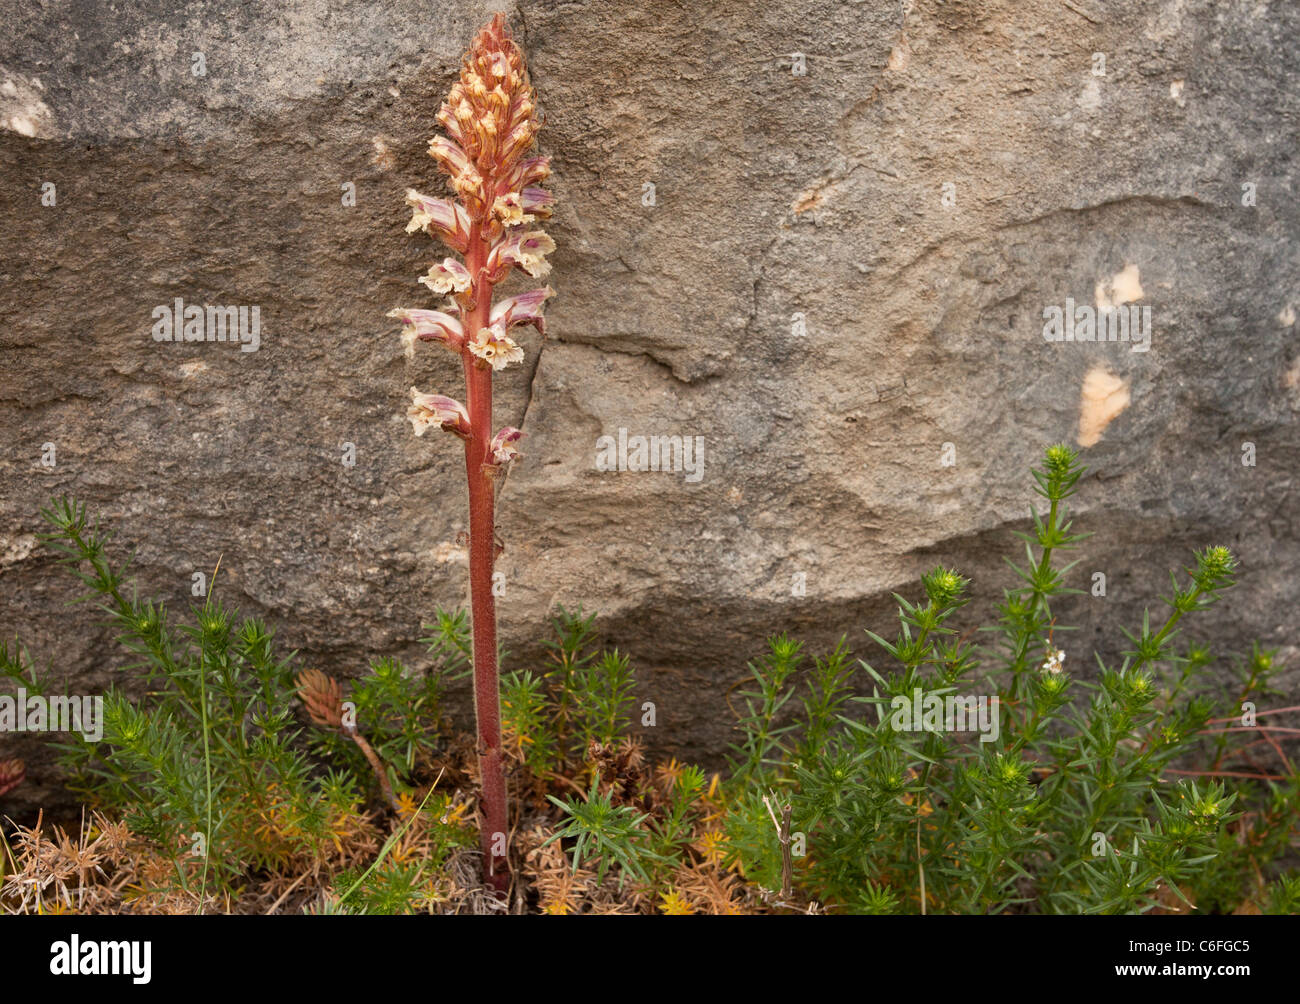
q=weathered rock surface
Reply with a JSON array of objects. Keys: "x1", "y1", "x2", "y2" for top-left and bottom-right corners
[{"x1": 1, "y1": 1, "x2": 1297, "y2": 809}]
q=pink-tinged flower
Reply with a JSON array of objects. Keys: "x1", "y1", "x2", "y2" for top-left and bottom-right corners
[
  {"x1": 491, "y1": 192, "x2": 531, "y2": 226},
  {"x1": 489, "y1": 286, "x2": 554, "y2": 336},
  {"x1": 405, "y1": 190, "x2": 471, "y2": 252},
  {"x1": 499, "y1": 120, "x2": 537, "y2": 165},
  {"x1": 487, "y1": 50, "x2": 512, "y2": 81},
  {"x1": 491, "y1": 186, "x2": 555, "y2": 226},
  {"x1": 428, "y1": 135, "x2": 473, "y2": 181},
  {"x1": 520, "y1": 186, "x2": 555, "y2": 219},
  {"x1": 420, "y1": 257, "x2": 473, "y2": 296},
  {"x1": 388, "y1": 307, "x2": 465, "y2": 358},
  {"x1": 408, "y1": 388, "x2": 471, "y2": 439},
  {"x1": 429, "y1": 135, "x2": 488, "y2": 211},
  {"x1": 502, "y1": 155, "x2": 551, "y2": 192},
  {"x1": 468, "y1": 325, "x2": 525, "y2": 370},
  {"x1": 453, "y1": 164, "x2": 487, "y2": 209},
  {"x1": 486, "y1": 229, "x2": 555, "y2": 281},
  {"x1": 437, "y1": 100, "x2": 467, "y2": 146},
  {"x1": 485, "y1": 426, "x2": 524, "y2": 471}
]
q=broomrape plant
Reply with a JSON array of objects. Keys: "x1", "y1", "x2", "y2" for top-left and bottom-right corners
[{"x1": 387, "y1": 12, "x2": 555, "y2": 893}]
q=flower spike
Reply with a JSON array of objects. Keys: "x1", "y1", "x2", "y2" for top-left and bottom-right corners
[{"x1": 389, "y1": 11, "x2": 554, "y2": 895}]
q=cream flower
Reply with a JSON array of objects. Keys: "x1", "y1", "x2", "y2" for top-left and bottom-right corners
[
  {"x1": 502, "y1": 155, "x2": 551, "y2": 193},
  {"x1": 468, "y1": 325, "x2": 525, "y2": 370},
  {"x1": 407, "y1": 388, "x2": 471, "y2": 439},
  {"x1": 404, "y1": 190, "x2": 471, "y2": 252},
  {"x1": 420, "y1": 257, "x2": 473, "y2": 296},
  {"x1": 427, "y1": 135, "x2": 473, "y2": 181},
  {"x1": 520, "y1": 186, "x2": 555, "y2": 219},
  {"x1": 1041, "y1": 648, "x2": 1066, "y2": 674},
  {"x1": 488, "y1": 286, "x2": 554, "y2": 336},
  {"x1": 491, "y1": 192, "x2": 533, "y2": 227},
  {"x1": 486, "y1": 229, "x2": 555, "y2": 281}
]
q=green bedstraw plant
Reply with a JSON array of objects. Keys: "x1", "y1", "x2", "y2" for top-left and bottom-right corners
[
  {"x1": 542, "y1": 445, "x2": 1297, "y2": 913},
  {"x1": 710, "y1": 445, "x2": 1296, "y2": 913},
  {"x1": 1, "y1": 499, "x2": 475, "y2": 913}
]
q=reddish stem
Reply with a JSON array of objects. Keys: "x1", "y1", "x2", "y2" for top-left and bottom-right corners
[
  {"x1": 1201, "y1": 726, "x2": 1300, "y2": 736},
  {"x1": 1205, "y1": 705, "x2": 1300, "y2": 725},
  {"x1": 462, "y1": 222, "x2": 510, "y2": 895},
  {"x1": 347, "y1": 729, "x2": 400, "y2": 814},
  {"x1": 1165, "y1": 768, "x2": 1290, "y2": 781}
]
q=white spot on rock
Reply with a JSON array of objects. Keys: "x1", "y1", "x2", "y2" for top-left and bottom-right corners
[
  {"x1": 0, "y1": 534, "x2": 38, "y2": 570},
  {"x1": 0, "y1": 69, "x2": 55, "y2": 137},
  {"x1": 371, "y1": 136, "x2": 396, "y2": 171},
  {"x1": 1096, "y1": 264, "x2": 1145, "y2": 311},
  {"x1": 1077, "y1": 366, "x2": 1131, "y2": 448},
  {"x1": 433, "y1": 540, "x2": 467, "y2": 565},
  {"x1": 1078, "y1": 78, "x2": 1102, "y2": 113},
  {"x1": 887, "y1": 40, "x2": 910, "y2": 73}
]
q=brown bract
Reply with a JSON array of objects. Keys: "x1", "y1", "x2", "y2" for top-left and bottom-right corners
[
  {"x1": 296, "y1": 669, "x2": 345, "y2": 730},
  {"x1": 0, "y1": 757, "x2": 25, "y2": 798}
]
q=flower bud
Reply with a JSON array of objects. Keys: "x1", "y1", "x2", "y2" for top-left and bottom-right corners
[
  {"x1": 295, "y1": 669, "x2": 345, "y2": 730},
  {"x1": 485, "y1": 427, "x2": 524, "y2": 474}
]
